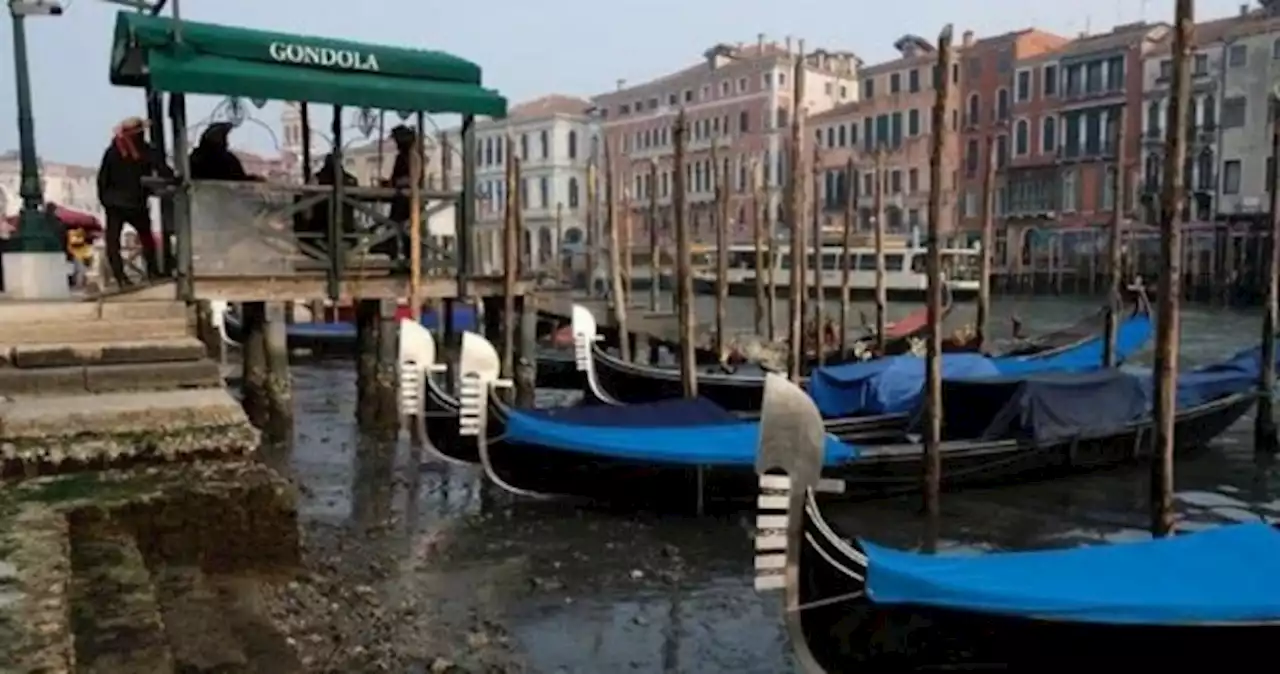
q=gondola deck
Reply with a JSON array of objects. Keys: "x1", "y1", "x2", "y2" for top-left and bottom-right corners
[{"x1": 752, "y1": 373, "x2": 1280, "y2": 671}]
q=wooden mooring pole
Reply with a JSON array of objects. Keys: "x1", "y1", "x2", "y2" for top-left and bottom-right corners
[
  {"x1": 673, "y1": 109, "x2": 697, "y2": 398},
  {"x1": 1255, "y1": 98, "x2": 1280, "y2": 454},
  {"x1": 922, "y1": 24, "x2": 955, "y2": 519},
  {"x1": 240, "y1": 301, "x2": 293, "y2": 442},
  {"x1": 752, "y1": 158, "x2": 767, "y2": 337},
  {"x1": 873, "y1": 147, "x2": 888, "y2": 354},
  {"x1": 502, "y1": 144, "x2": 521, "y2": 400},
  {"x1": 787, "y1": 41, "x2": 808, "y2": 382},
  {"x1": 1152, "y1": 0, "x2": 1193, "y2": 537},
  {"x1": 976, "y1": 135, "x2": 996, "y2": 349},
  {"x1": 648, "y1": 159, "x2": 661, "y2": 311},
  {"x1": 410, "y1": 113, "x2": 425, "y2": 321},
  {"x1": 839, "y1": 157, "x2": 855, "y2": 357},
  {"x1": 586, "y1": 159, "x2": 599, "y2": 296},
  {"x1": 606, "y1": 139, "x2": 631, "y2": 361},
  {"x1": 1104, "y1": 109, "x2": 1128, "y2": 367},
  {"x1": 811, "y1": 145, "x2": 825, "y2": 365},
  {"x1": 765, "y1": 157, "x2": 779, "y2": 342},
  {"x1": 712, "y1": 138, "x2": 729, "y2": 361},
  {"x1": 355, "y1": 298, "x2": 398, "y2": 437}
]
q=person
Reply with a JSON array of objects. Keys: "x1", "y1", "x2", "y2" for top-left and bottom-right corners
[
  {"x1": 96, "y1": 116, "x2": 166, "y2": 287},
  {"x1": 377, "y1": 125, "x2": 417, "y2": 258},
  {"x1": 297, "y1": 154, "x2": 358, "y2": 258},
  {"x1": 189, "y1": 122, "x2": 260, "y2": 181}
]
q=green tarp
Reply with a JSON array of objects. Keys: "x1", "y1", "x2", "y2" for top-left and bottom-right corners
[{"x1": 110, "y1": 12, "x2": 506, "y2": 117}]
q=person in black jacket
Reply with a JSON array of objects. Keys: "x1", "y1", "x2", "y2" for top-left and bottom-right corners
[
  {"x1": 189, "y1": 122, "x2": 260, "y2": 181},
  {"x1": 96, "y1": 116, "x2": 167, "y2": 287},
  {"x1": 300, "y1": 154, "x2": 358, "y2": 257},
  {"x1": 375, "y1": 125, "x2": 416, "y2": 258}
]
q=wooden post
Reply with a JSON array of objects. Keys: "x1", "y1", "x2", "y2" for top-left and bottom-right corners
[
  {"x1": 502, "y1": 147, "x2": 520, "y2": 395},
  {"x1": 787, "y1": 42, "x2": 808, "y2": 382},
  {"x1": 752, "y1": 158, "x2": 767, "y2": 337},
  {"x1": 263, "y1": 303, "x2": 294, "y2": 442},
  {"x1": 923, "y1": 25, "x2": 955, "y2": 519},
  {"x1": 712, "y1": 138, "x2": 729, "y2": 360},
  {"x1": 622, "y1": 187, "x2": 634, "y2": 307},
  {"x1": 976, "y1": 135, "x2": 996, "y2": 349},
  {"x1": 839, "y1": 157, "x2": 855, "y2": 358},
  {"x1": 1104, "y1": 109, "x2": 1128, "y2": 367},
  {"x1": 765, "y1": 157, "x2": 779, "y2": 342},
  {"x1": 355, "y1": 298, "x2": 396, "y2": 434},
  {"x1": 1152, "y1": 0, "x2": 1193, "y2": 537},
  {"x1": 241, "y1": 302, "x2": 268, "y2": 428},
  {"x1": 1257, "y1": 98, "x2": 1280, "y2": 454},
  {"x1": 873, "y1": 148, "x2": 888, "y2": 354},
  {"x1": 586, "y1": 159, "x2": 598, "y2": 296},
  {"x1": 673, "y1": 109, "x2": 697, "y2": 397},
  {"x1": 648, "y1": 159, "x2": 661, "y2": 311},
  {"x1": 605, "y1": 139, "x2": 631, "y2": 361},
  {"x1": 409, "y1": 113, "x2": 425, "y2": 320},
  {"x1": 811, "y1": 145, "x2": 826, "y2": 364}
]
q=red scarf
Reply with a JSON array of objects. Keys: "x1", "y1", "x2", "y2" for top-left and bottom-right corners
[{"x1": 113, "y1": 130, "x2": 141, "y2": 161}]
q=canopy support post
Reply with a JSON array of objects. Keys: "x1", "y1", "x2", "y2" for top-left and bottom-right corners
[
  {"x1": 168, "y1": 92, "x2": 192, "y2": 300},
  {"x1": 327, "y1": 105, "x2": 345, "y2": 301},
  {"x1": 299, "y1": 102, "x2": 313, "y2": 184},
  {"x1": 144, "y1": 86, "x2": 174, "y2": 275},
  {"x1": 458, "y1": 115, "x2": 476, "y2": 301}
]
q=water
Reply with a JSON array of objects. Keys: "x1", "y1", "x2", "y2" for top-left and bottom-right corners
[{"x1": 279, "y1": 294, "x2": 1277, "y2": 673}]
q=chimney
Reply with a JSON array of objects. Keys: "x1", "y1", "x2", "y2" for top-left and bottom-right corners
[
  {"x1": 962, "y1": 30, "x2": 975, "y2": 47},
  {"x1": 1241, "y1": 3, "x2": 1250, "y2": 15},
  {"x1": 757, "y1": 32, "x2": 765, "y2": 53},
  {"x1": 616, "y1": 78, "x2": 626, "y2": 91}
]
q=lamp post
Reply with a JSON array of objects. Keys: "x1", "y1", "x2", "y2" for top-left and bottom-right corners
[{"x1": 5, "y1": 0, "x2": 66, "y2": 298}]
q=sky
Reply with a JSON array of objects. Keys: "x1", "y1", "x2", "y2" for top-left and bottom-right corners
[{"x1": 0, "y1": 0, "x2": 1258, "y2": 166}]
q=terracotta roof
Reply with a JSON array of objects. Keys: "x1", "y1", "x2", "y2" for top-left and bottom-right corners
[
  {"x1": 1046, "y1": 21, "x2": 1168, "y2": 60},
  {"x1": 1148, "y1": 11, "x2": 1280, "y2": 55},
  {"x1": 508, "y1": 94, "x2": 592, "y2": 119}
]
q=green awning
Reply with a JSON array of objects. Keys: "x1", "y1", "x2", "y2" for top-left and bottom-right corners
[{"x1": 110, "y1": 12, "x2": 507, "y2": 118}]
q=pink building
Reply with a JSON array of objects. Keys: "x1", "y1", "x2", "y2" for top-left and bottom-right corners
[{"x1": 590, "y1": 35, "x2": 862, "y2": 247}]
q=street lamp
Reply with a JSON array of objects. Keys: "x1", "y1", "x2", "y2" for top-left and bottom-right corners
[{"x1": 5, "y1": 0, "x2": 66, "y2": 298}]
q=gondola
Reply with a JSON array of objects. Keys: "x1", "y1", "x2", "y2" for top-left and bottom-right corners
[
  {"x1": 579, "y1": 299, "x2": 1154, "y2": 413},
  {"x1": 414, "y1": 325, "x2": 1250, "y2": 507},
  {"x1": 751, "y1": 372, "x2": 1277, "y2": 671}
]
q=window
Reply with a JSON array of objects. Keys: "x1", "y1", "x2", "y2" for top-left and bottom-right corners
[
  {"x1": 825, "y1": 127, "x2": 835, "y2": 148},
  {"x1": 1014, "y1": 119, "x2": 1029, "y2": 156},
  {"x1": 996, "y1": 134, "x2": 1009, "y2": 168},
  {"x1": 889, "y1": 73, "x2": 901, "y2": 94},
  {"x1": 1041, "y1": 116, "x2": 1057, "y2": 154},
  {"x1": 1042, "y1": 64, "x2": 1058, "y2": 96},
  {"x1": 908, "y1": 68, "x2": 920, "y2": 93},
  {"x1": 908, "y1": 168, "x2": 919, "y2": 193},
  {"x1": 739, "y1": 110, "x2": 750, "y2": 133},
  {"x1": 849, "y1": 121, "x2": 859, "y2": 146},
  {"x1": 1061, "y1": 169, "x2": 1077, "y2": 211},
  {"x1": 683, "y1": 89, "x2": 694, "y2": 102},
  {"x1": 1147, "y1": 99, "x2": 1162, "y2": 138},
  {"x1": 567, "y1": 131, "x2": 577, "y2": 160},
  {"x1": 1105, "y1": 56, "x2": 1124, "y2": 92},
  {"x1": 837, "y1": 125, "x2": 847, "y2": 147},
  {"x1": 862, "y1": 77, "x2": 875, "y2": 98},
  {"x1": 539, "y1": 131, "x2": 549, "y2": 159},
  {"x1": 890, "y1": 169, "x2": 902, "y2": 194},
  {"x1": 1015, "y1": 70, "x2": 1031, "y2": 102},
  {"x1": 907, "y1": 109, "x2": 920, "y2": 136},
  {"x1": 967, "y1": 93, "x2": 980, "y2": 126},
  {"x1": 1228, "y1": 44, "x2": 1247, "y2": 68},
  {"x1": 738, "y1": 77, "x2": 748, "y2": 93},
  {"x1": 965, "y1": 138, "x2": 979, "y2": 176},
  {"x1": 996, "y1": 88, "x2": 1010, "y2": 121},
  {"x1": 1159, "y1": 59, "x2": 1172, "y2": 80},
  {"x1": 520, "y1": 134, "x2": 529, "y2": 160},
  {"x1": 1222, "y1": 160, "x2": 1242, "y2": 194},
  {"x1": 1222, "y1": 96, "x2": 1247, "y2": 129},
  {"x1": 1273, "y1": 38, "x2": 1280, "y2": 60},
  {"x1": 539, "y1": 177, "x2": 549, "y2": 207},
  {"x1": 1203, "y1": 95, "x2": 1217, "y2": 129},
  {"x1": 668, "y1": 93, "x2": 677, "y2": 106},
  {"x1": 720, "y1": 81, "x2": 730, "y2": 96},
  {"x1": 1193, "y1": 53, "x2": 1208, "y2": 76}
]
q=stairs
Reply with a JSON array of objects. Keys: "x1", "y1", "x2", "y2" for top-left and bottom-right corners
[{"x1": 0, "y1": 299, "x2": 257, "y2": 474}]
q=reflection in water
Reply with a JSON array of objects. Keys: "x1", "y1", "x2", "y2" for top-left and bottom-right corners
[{"x1": 278, "y1": 296, "x2": 1280, "y2": 673}]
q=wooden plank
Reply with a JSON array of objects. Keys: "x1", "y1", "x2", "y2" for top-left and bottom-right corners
[{"x1": 188, "y1": 275, "x2": 537, "y2": 303}]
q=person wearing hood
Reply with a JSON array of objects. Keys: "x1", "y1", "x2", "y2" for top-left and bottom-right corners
[
  {"x1": 376, "y1": 124, "x2": 417, "y2": 258},
  {"x1": 96, "y1": 116, "x2": 169, "y2": 287},
  {"x1": 189, "y1": 122, "x2": 260, "y2": 181}
]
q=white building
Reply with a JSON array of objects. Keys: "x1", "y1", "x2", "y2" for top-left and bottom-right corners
[
  {"x1": 1140, "y1": 4, "x2": 1280, "y2": 224},
  {"x1": 435, "y1": 94, "x2": 599, "y2": 273},
  {"x1": 0, "y1": 151, "x2": 103, "y2": 221}
]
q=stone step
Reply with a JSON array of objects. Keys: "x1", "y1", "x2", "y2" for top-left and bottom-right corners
[
  {"x1": 0, "y1": 388, "x2": 259, "y2": 471},
  {"x1": 0, "y1": 336, "x2": 207, "y2": 369},
  {"x1": 68, "y1": 509, "x2": 176, "y2": 674},
  {"x1": 0, "y1": 299, "x2": 187, "y2": 324},
  {"x1": 0, "y1": 359, "x2": 223, "y2": 397},
  {"x1": 0, "y1": 317, "x2": 190, "y2": 347}
]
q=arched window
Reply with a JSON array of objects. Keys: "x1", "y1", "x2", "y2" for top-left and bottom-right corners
[
  {"x1": 539, "y1": 130, "x2": 549, "y2": 159},
  {"x1": 967, "y1": 93, "x2": 980, "y2": 126},
  {"x1": 1014, "y1": 119, "x2": 1029, "y2": 156},
  {"x1": 1041, "y1": 116, "x2": 1057, "y2": 154},
  {"x1": 996, "y1": 88, "x2": 1010, "y2": 121},
  {"x1": 567, "y1": 131, "x2": 578, "y2": 160},
  {"x1": 568, "y1": 177, "x2": 580, "y2": 208}
]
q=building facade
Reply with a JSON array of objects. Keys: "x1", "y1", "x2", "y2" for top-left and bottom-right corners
[
  {"x1": 1142, "y1": 6, "x2": 1280, "y2": 226},
  {"x1": 590, "y1": 35, "x2": 861, "y2": 249},
  {"x1": 0, "y1": 152, "x2": 103, "y2": 222},
  {"x1": 809, "y1": 34, "x2": 962, "y2": 241}
]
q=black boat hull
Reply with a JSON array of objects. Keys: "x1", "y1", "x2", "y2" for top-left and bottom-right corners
[{"x1": 471, "y1": 392, "x2": 1252, "y2": 507}]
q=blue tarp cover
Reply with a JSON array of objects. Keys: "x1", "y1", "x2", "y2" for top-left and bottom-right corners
[
  {"x1": 503, "y1": 399, "x2": 859, "y2": 466},
  {"x1": 861, "y1": 522, "x2": 1280, "y2": 625},
  {"x1": 937, "y1": 370, "x2": 1149, "y2": 442},
  {"x1": 807, "y1": 312, "x2": 1153, "y2": 418}
]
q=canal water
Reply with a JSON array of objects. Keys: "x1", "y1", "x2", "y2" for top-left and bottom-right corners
[{"x1": 275, "y1": 294, "x2": 1277, "y2": 673}]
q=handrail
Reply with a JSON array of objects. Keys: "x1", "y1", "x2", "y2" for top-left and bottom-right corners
[{"x1": 141, "y1": 176, "x2": 462, "y2": 201}]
